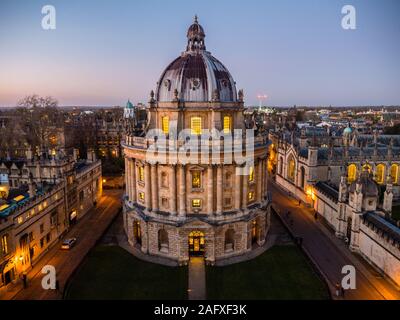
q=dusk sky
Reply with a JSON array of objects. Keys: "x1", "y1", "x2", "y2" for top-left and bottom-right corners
[{"x1": 0, "y1": 0, "x2": 399, "y2": 107}]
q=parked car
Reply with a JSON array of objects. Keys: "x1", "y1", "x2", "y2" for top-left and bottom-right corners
[{"x1": 61, "y1": 238, "x2": 77, "y2": 250}]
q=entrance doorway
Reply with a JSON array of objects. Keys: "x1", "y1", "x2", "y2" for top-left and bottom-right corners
[
  {"x1": 188, "y1": 231, "x2": 205, "y2": 256},
  {"x1": 251, "y1": 220, "x2": 258, "y2": 244}
]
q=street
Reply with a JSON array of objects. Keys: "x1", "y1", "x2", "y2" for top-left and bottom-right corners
[
  {"x1": 269, "y1": 180, "x2": 400, "y2": 300},
  {"x1": 2, "y1": 189, "x2": 123, "y2": 300}
]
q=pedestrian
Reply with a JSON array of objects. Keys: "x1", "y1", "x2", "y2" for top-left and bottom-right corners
[{"x1": 314, "y1": 211, "x2": 318, "y2": 220}]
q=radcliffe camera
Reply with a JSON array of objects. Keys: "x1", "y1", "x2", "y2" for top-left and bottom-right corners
[{"x1": 0, "y1": 0, "x2": 399, "y2": 316}]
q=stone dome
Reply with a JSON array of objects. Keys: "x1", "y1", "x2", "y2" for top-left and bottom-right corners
[
  {"x1": 155, "y1": 16, "x2": 237, "y2": 103},
  {"x1": 349, "y1": 170, "x2": 379, "y2": 197}
]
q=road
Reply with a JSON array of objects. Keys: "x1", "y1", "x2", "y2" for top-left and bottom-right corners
[
  {"x1": 269, "y1": 180, "x2": 400, "y2": 300},
  {"x1": 4, "y1": 189, "x2": 123, "y2": 300}
]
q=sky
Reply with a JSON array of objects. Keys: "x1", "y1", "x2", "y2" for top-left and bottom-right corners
[{"x1": 0, "y1": 0, "x2": 399, "y2": 107}]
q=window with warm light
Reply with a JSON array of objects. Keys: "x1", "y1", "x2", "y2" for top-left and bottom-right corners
[
  {"x1": 139, "y1": 192, "x2": 145, "y2": 202},
  {"x1": 347, "y1": 164, "x2": 357, "y2": 183},
  {"x1": 1, "y1": 234, "x2": 8, "y2": 255},
  {"x1": 192, "y1": 199, "x2": 201, "y2": 208},
  {"x1": 287, "y1": 156, "x2": 296, "y2": 181},
  {"x1": 248, "y1": 191, "x2": 255, "y2": 201},
  {"x1": 249, "y1": 166, "x2": 254, "y2": 182},
  {"x1": 192, "y1": 171, "x2": 201, "y2": 189},
  {"x1": 138, "y1": 166, "x2": 145, "y2": 182},
  {"x1": 223, "y1": 116, "x2": 231, "y2": 134},
  {"x1": 161, "y1": 116, "x2": 169, "y2": 134},
  {"x1": 375, "y1": 164, "x2": 385, "y2": 184},
  {"x1": 191, "y1": 116, "x2": 202, "y2": 135},
  {"x1": 390, "y1": 164, "x2": 398, "y2": 184}
]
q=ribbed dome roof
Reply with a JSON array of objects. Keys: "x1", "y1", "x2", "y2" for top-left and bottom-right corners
[{"x1": 155, "y1": 16, "x2": 237, "y2": 103}]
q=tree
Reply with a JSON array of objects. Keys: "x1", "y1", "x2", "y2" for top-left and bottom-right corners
[{"x1": 17, "y1": 95, "x2": 62, "y2": 154}]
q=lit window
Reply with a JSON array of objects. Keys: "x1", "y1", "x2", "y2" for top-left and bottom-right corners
[
  {"x1": 192, "y1": 199, "x2": 201, "y2": 208},
  {"x1": 288, "y1": 156, "x2": 296, "y2": 181},
  {"x1": 390, "y1": 164, "x2": 398, "y2": 184},
  {"x1": 192, "y1": 171, "x2": 201, "y2": 189},
  {"x1": 161, "y1": 116, "x2": 169, "y2": 134},
  {"x1": 249, "y1": 166, "x2": 254, "y2": 182},
  {"x1": 17, "y1": 216, "x2": 23, "y2": 224},
  {"x1": 248, "y1": 191, "x2": 255, "y2": 201},
  {"x1": 191, "y1": 117, "x2": 202, "y2": 135},
  {"x1": 1, "y1": 235, "x2": 8, "y2": 255},
  {"x1": 375, "y1": 164, "x2": 385, "y2": 184},
  {"x1": 138, "y1": 166, "x2": 144, "y2": 182},
  {"x1": 347, "y1": 164, "x2": 357, "y2": 183},
  {"x1": 139, "y1": 192, "x2": 145, "y2": 202},
  {"x1": 223, "y1": 116, "x2": 231, "y2": 134}
]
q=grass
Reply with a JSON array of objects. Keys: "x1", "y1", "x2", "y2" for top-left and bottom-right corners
[
  {"x1": 392, "y1": 206, "x2": 400, "y2": 221},
  {"x1": 206, "y1": 245, "x2": 330, "y2": 300},
  {"x1": 64, "y1": 245, "x2": 188, "y2": 300}
]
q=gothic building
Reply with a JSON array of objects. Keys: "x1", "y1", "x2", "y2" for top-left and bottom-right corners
[{"x1": 122, "y1": 17, "x2": 270, "y2": 265}]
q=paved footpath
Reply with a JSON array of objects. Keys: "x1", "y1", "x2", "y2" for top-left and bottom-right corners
[
  {"x1": 188, "y1": 257, "x2": 206, "y2": 300},
  {"x1": 269, "y1": 180, "x2": 400, "y2": 300},
  {"x1": 1, "y1": 189, "x2": 122, "y2": 300}
]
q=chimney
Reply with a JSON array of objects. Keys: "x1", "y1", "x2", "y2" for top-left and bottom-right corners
[
  {"x1": 87, "y1": 149, "x2": 96, "y2": 162},
  {"x1": 28, "y1": 174, "x2": 36, "y2": 197},
  {"x1": 73, "y1": 148, "x2": 79, "y2": 162},
  {"x1": 26, "y1": 149, "x2": 33, "y2": 160}
]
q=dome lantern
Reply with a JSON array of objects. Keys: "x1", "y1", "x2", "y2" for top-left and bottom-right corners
[{"x1": 186, "y1": 15, "x2": 206, "y2": 52}]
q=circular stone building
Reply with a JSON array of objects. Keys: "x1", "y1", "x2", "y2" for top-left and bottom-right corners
[{"x1": 123, "y1": 17, "x2": 270, "y2": 265}]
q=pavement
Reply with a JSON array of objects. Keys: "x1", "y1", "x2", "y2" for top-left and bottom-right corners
[
  {"x1": 188, "y1": 257, "x2": 206, "y2": 300},
  {"x1": 2, "y1": 189, "x2": 123, "y2": 300},
  {"x1": 269, "y1": 180, "x2": 400, "y2": 300}
]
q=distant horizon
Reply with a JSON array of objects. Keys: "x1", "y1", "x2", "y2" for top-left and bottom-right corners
[{"x1": 1, "y1": 0, "x2": 400, "y2": 107}]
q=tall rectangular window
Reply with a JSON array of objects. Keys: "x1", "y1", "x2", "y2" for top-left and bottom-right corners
[
  {"x1": 249, "y1": 166, "x2": 254, "y2": 182},
  {"x1": 138, "y1": 166, "x2": 145, "y2": 182},
  {"x1": 192, "y1": 171, "x2": 201, "y2": 189},
  {"x1": 248, "y1": 191, "x2": 255, "y2": 202},
  {"x1": 191, "y1": 117, "x2": 202, "y2": 135},
  {"x1": 161, "y1": 116, "x2": 169, "y2": 134},
  {"x1": 139, "y1": 192, "x2": 145, "y2": 202},
  {"x1": 1, "y1": 234, "x2": 8, "y2": 255},
  {"x1": 223, "y1": 116, "x2": 231, "y2": 134}
]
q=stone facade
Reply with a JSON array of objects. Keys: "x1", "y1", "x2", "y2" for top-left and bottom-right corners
[{"x1": 123, "y1": 18, "x2": 270, "y2": 265}]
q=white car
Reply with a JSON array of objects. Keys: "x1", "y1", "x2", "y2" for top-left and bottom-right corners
[{"x1": 61, "y1": 238, "x2": 77, "y2": 250}]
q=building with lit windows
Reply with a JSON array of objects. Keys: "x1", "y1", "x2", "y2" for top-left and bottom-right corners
[
  {"x1": 270, "y1": 125, "x2": 400, "y2": 286},
  {"x1": 122, "y1": 17, "x2": 270, "y2": 265}
]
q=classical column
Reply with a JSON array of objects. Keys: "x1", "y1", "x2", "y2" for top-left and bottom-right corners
[
  {"x1": 131, "y1": 159, "x2": 137, "y2": 203},
  {"x1": 145, "y1": 163, "x2": 152, "y2": 209},
  {"x1": 234, "y1": 166, "x2": 241, "y2": 211},
  {"x1": 257, "y1": 160, "x2": 262, "y2": 203},
  {"x1": 151, "y1": 164, "x2": 158, "y2": 211},
  {"x1": 216, "y1": 165, "x2": 223, "y2": 215},
  {"x1": 264, "y1": 158, "x2": 268, "y2": 201},
  {"x1": 242, "y1": 173, "x2": 248, "y2": 210},
  {"x1": 170, "y1": 165, "x2": 177, "y2": 215},
  {"x1": 207, "y1": 166, "x2": 214, "y2": 213},
  {"x1": 125, "y1": 157, "x2": 130, "y2": 200},
  {"x1": 178, "y1": 165, "x2": 186, "y2": 216}
]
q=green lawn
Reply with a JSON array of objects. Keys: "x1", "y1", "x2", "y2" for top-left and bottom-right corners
[
  {"x1": 64, "y1": 245, "x2": 188, "y2": 300},
  {"x1": 392, "y1": 206, "x2": 400, "y2": 221},
  {"x1": 206, "y1": 245, "x2": 330, "y2": 300}
]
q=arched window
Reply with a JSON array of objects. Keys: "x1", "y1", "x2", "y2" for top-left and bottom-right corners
[
  {"x1": 390, "y1": 164, "x2": 398, "y2": 184},
  {"x1": 158, "y1": 229, "x2": 169, "y2": 253},
  {"x1": 287, "y1": 155, "x2": 296, "y2": 182},
  {"x1": 347, "y1": 164, "x2": 357, "y2": 183},
  {"x1": 248, "y1": 166, "x2": 254, "y2": 182},
  {"x1": 300, "y1": 167, "x2": 305, "y2": 188},
  {"x1": 224, "y1": 229, "x2": 235, "y2": 252},
  {"x1": 192, "y1": 171, "x2": 201, "y2": 189},
  {"x1": 279, "y1": 156, "x2": 283, "y2": 174},
  {"x1": 138, "y1": 166, "x2": 145, "y2": 182},
  {"x1": 375, "y1": 164, "x2": 385, "y2": 184}
]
